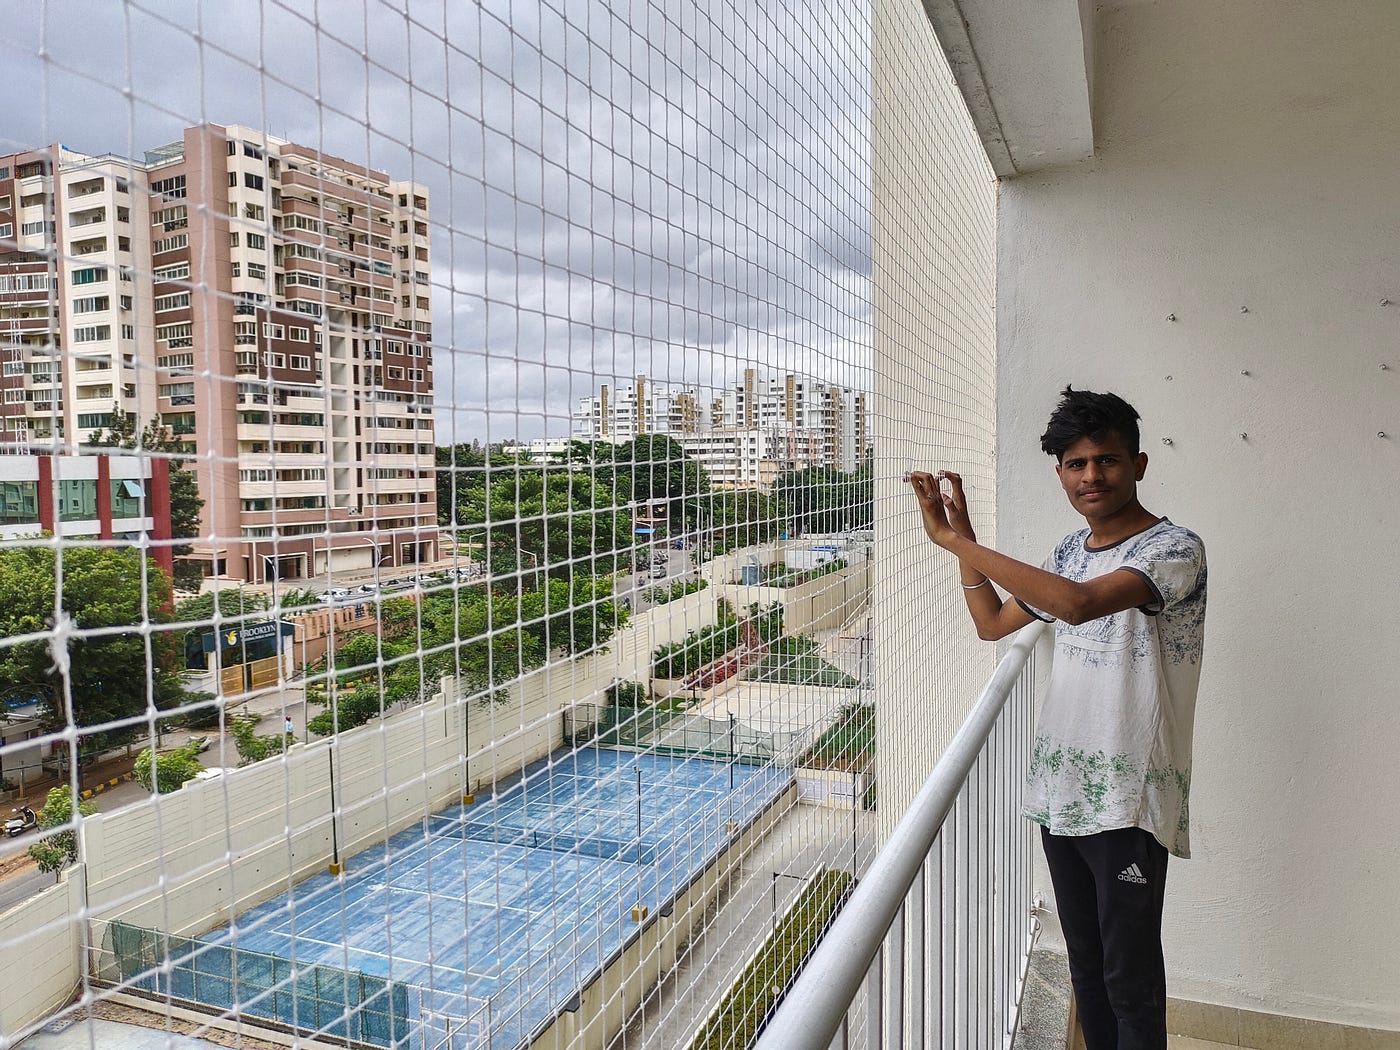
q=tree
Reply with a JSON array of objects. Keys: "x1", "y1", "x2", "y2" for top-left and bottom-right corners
[
  {"x1": 446, "y1": 461, "x2": 632, "y2": 580},
  {"x1": 0, "y1": 545, "x2": 184, "y2": 741},
  {"x1": 614, "y1": 435, "x2": 711, "y2": 527},
  {"x1": 28, "y1": 785, "x2": 95, "y2": 877},
  {"x1": 173, "y1": 589, "x2": 270, "y2": 625},
  {"x1": 230, "y1": 715, "x2": 286, "y2": 765},
  {"x1": 89, "y1": 405, "x2": 206, "y2": 591},
  {"x1": 134, "y1": 741, "x2": 205, "y2": 792},
  {"x1": 772, "y1": 466, "x2": 873, "y2": 535},
  {"x1": 691, "y1": 489, "x2": 779, "y2": 555}
]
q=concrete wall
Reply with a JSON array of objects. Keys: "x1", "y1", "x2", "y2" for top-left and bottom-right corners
[
  {"x1": 0, "y1": 866, "x2": 85, "y2": 1038},
  {"x1": 870, "y1": 0, "x2": 1000, "y2": 841},
  {"x1": 719, "y1": 560, "x2": 870, "y2": 636},
  {"x1": 997, "y1": 0, "x2": 1400, "y2": 1026}
]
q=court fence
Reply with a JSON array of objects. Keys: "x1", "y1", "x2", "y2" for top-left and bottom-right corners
[{"x1": 96, "y1": 920, "x2": 411, "y2": 1048}]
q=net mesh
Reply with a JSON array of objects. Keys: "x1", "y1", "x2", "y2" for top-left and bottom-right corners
[{"x1": 0, "y1": 1, "x2": 996, "y2": 1047}]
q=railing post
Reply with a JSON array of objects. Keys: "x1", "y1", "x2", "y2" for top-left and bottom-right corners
[
  {"x1": 866, "y1": 942, "x2": 884, "y2": 1048},
  {"x1": 887, "y1": 901, "x2": 905, "y2": 1045}
]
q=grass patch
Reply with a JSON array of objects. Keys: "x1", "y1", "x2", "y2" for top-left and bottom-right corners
[
  {"x1": 688, "y1": 868, "x2": 852, "y2": 1050},
  {"x1": 743, "y1": 636, "x2": 858, "y2": 688},
  {"x1": 800, "y1": 702, "x2": 873, "y2": 770}
]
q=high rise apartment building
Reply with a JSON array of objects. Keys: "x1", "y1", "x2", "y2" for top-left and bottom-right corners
[
  {"x1": 572, "y1": 368, "x2": 871, "y2": 484},
  {"x1": 0, "y1": 125, "x2": 437, "y2": 584}
]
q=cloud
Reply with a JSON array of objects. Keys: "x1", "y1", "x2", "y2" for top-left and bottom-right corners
[{"x1": 3, "y1": 0, "x2": 872, "y2": 442}]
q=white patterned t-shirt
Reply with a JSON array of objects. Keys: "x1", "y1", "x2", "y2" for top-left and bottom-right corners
[{"x1": 1017, "y1": 518, "x2": 1207, "y2": 858}]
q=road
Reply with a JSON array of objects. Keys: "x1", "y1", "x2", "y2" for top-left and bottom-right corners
[
  {"x1": 0, "y1": 682, "x2": 316, "y2": 913},
  {"x1": 617, "y1": 547, "x2": 696, "y2": 613}
]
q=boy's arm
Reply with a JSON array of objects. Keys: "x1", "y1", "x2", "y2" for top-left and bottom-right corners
[{"x1": 910, "y1": 470, "x2": 1155, "y2": 629}]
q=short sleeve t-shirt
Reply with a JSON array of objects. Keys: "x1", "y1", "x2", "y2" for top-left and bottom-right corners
[{"x1": 1017, "y1": 518, "x2": 1207, "y2": 858}]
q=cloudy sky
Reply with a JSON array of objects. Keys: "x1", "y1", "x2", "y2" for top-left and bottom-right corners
[{"x1": 3, "y1": 0, "x2": 872, "y2": 443}]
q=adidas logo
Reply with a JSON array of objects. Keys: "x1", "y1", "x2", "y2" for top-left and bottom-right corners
[{"x1": 1117, "y1": 863, "x2": 1148, "y2": 885}]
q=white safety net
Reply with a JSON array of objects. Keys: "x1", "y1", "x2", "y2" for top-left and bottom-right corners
[{"x1": 0, "y1": 1, "x2": 996, "y2": 1048}]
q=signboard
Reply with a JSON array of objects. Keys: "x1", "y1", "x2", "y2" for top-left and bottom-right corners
[{"x1": 201, "y1": 620, "x2": 295, "y2": 652}]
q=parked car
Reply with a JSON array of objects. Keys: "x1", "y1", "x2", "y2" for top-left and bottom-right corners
[
  {"x1": 650, "y1": 565, "x2": 668, "y2": 579},
  {"x1": 318, "y1": 587, "x2": 353, "y2": 603}
]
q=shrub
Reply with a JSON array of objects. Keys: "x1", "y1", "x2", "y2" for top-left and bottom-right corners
[
  {"x1": 133, "y1": 741, "x2": 205, "y2": 793},
  {"x1": 606, "y1": 680, "x2": 647, "y2": 708},
  {"x1": 230, "y1": 715, "x2": 287, "y2": 765},
  {"x1": 644, "y1": 577, "x2": 709, "y2": 605},
  {"x1": 28, "y1": 785, "x2": 95, "y2": 877}
]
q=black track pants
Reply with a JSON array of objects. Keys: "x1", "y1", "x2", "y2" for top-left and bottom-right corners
[{"x1": 1040, "y1": 826, "x2": 1169, "y2": 1050}]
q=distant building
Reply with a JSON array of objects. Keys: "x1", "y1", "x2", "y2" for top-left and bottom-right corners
[
  {"x1": 570, "y1": 368, "x2": 871, "y2": 483},
  {"x1": 0, "y1": 450, "x2": 173, "y2": 577}
]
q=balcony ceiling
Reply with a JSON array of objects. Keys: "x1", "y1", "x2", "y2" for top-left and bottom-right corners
[{"x1": 921, "y1": 0, "x2": 1096, "y2": 176}]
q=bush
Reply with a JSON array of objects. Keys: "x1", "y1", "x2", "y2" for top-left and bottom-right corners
[
  {"x1": 230, "y1": 715, "x2": 287, "y2": 765},
  {"x1": 28, "y1": 785, "x2": 95, "y2": 876},
  {"x1": 606, "y1": 680, "x2": 647, "y2": 708},
  {"x1": 644, "y1": 577, "x2": 708, "y2": 605},
  {"x1": 133, "y1": 741, "x2": 205, "y2": 793},
  {"x1": 762, "y1": 558, "x2": 847, "y2": 588},
  {"x1": 688, "y1": 869, "x2": 852, "y2": 1050}
]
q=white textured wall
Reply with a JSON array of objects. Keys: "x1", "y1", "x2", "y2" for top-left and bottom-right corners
[
  {"x1": 997, "y1": 0, "x2": 1400, "y2": 1026},
  {"x1": 0, "y1": 868, "x2": 84, "y2": 1039},
  {"x1": 872, "y1": 0, "x2": 1000, "y2": 835}
]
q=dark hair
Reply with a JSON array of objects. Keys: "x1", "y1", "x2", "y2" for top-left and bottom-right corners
[{"x1": 1040, "y1": 386, "x2": 1141, "y2": 459}]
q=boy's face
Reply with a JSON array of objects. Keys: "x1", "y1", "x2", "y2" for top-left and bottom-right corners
[{"x1": 1055, "y1": 433, "x2": 1148, "y2": 521}]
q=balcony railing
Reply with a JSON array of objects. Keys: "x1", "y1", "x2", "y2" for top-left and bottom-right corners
[{"x1": 758, "y1": 622, "x2": 1045, "y2": 1050}]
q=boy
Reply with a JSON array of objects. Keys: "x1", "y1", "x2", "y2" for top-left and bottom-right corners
[{"x1": 908, "y1": 387, "x2": 1206, "y2": 1050}]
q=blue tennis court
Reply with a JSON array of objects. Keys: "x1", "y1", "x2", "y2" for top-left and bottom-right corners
[{"x1": 190, "y1": 747, "x2": 789, "y2": 1049}]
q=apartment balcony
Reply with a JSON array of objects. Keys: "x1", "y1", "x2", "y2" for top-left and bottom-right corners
[{"x1": 752, "y1": 2, "x2": 1399, "y2": 1048}]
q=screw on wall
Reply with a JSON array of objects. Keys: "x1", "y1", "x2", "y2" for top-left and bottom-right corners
[
  {"x1": 1161, "y1": 437, "x2": 1174, "y2": 446},
  {"x1": 1240, "y1": 306, "x2": 1249, "y2": 313},
  {"x1": 1165, "y1": 313, "x2": 1176, "y2": 322},
  {"x1": 1240, "y1": 369, "x2": 1250, "y2": 376},
  {"x1": 1382, "y1": 364, "x2": 1391, "y2": 371},
  {"x1": 1381, "y1": 432, "x2": 1390, "y2": 439},
  {"x1": 1240, "y1": 433, "x2": 1248, "y2": 440},
  {"x1": 1165, "y1": 375, "x2": 1173, "y2": 381},
  {"x1": 1382, "y1": 299, "x2": 1391, "y2": 306}
]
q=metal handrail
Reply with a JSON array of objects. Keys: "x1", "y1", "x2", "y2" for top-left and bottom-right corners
[{"x1": 755, "y1": 621, "x2": 1045, "y2": 1050}]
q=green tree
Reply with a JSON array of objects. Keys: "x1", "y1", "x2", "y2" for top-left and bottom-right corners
[
  {"x1": 133, "y1": 740, "x2": 205, "y2": 792},
  {"x1": 691, "y1": 489, "x2": 779, "y2": 555},
  {"x1": 446, "y1": 461, "x2": 632, "y2": 580},
  {"x1": 173, "y1": 589, "x2": 270, "y2": 625},
  {"x1": 27, "y1": 785, "x2": 95, "y2": 877},
  {"x1": 0, "y1": 545, "x2": 184, "y2": 741},
  {"x1": 89, "y1": 406, "x2": 206, "y2": 591},
  {"x1": 772, "y1": 466, "x2": 873, "y2": 535},
  {"x1": 614, "y1": 435, "x2": 711, "y2": 527}
]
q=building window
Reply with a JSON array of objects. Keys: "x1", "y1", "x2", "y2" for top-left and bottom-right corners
[
  {"x1": 247, "y1": 262, "x2": 267, "y2": 280},
  {"x1": 152, "y1": 233, "x2": 188, "y2": 253},
  {"x1": 72, "y1": 295, "x2": 110, "y2": 314},
  {"x1": 150, "y1": 175, "x2": 186, "y2": 199},
  {"x1": 109, "y1": 478, "x2": 147, "y2": 518},
  {"x1": 153, "y1": 262, "x2": 190, "y2": 281},
  {"x1": 0, "y1": 223, "x2": 12, "y2": 239},
  {"x1": 247, "y1": 233, "x2": 266, "y2": 250},
  {"x1": 157, "y1": 322, "x2": 193, "y2": 348},
  {"x1": 72, "y1": 325, "x2": 111, "y2": 343},
  {"x1": 153, "y1": 292, "x2": 191, "y2": 312},
  {"x1": 289, "y1": 326, "x2": 310, "y2": 342},
  {"x1": 0, "y1": 480, "x2": 39, "y2": 526},
  {"x1": 159, "y1": 382, "x2": 195, "y2": 399},
  {"x1": 262, "y1": 323, "x2": 284, "y2": 340},
  {"x1": 289, "y1": 355, "x2": 311, "y2": 370},
  {"x1": 234, "y1": 321, "x2": 258, "y2": 345},
  {"x1": 244, "y1": 203, "x2": 264, "y2": 221},
  {"x1": 152, "y1": 204, "x2": 188, "y2": 230},
  {"x1": 71, "y1": 267, "x2": 108, "y2": 285},
  {"x1": 58, "y1": 478, "x2": 99, "y2": 521}
]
